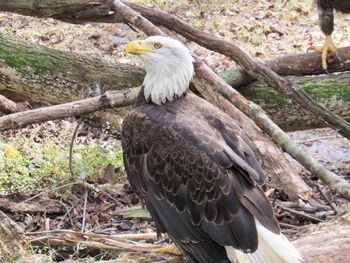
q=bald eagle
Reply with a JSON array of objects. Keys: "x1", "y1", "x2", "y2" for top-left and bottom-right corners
[
  {"x1": 122, "y1": 36, "x2": 303, "y2": 263},
  {"x1": 316, "y1": 0, "x2": 350, "y2": 70}
]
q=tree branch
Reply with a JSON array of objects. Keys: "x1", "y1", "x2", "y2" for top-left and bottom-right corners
[
  {"x1": 125, "y1": 1, "x2": 350, "y2": 139},
  {"x1": 0, "y1": 89, "x2": 138, "y2": 131},
  {"x1": 114, "y1": 0, "x2": 350, "y2": 200}
]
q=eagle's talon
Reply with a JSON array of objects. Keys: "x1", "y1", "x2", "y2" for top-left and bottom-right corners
[
  {"x1": 321, "y1": 35, "x2": 338, "y2": 71},
  {"x1": 152, "y1": 243, "x2": 182, "y2": 256}
]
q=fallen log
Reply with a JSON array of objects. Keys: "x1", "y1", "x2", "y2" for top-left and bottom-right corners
[
  {"x1": 0, "y1": 197, "x2": 65, "y2": 214},
  {"x1": 0, "y1": 95, "x2": 19, "y2": 114},
  {"x1": 0, "y1": 33, "x2": 144, "y2": 104},
  {"x1": 222, "y1": 46, "x2": 350, "y2": 88},
  {"x1": 0, "y1": 0, "x2": 117, "y2": 23}
]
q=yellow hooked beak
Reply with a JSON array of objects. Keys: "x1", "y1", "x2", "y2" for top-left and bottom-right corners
[{"x1": 125, "y1": 40, "x2": 149, "y2": 55}]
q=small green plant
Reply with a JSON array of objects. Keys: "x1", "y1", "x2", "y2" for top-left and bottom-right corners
[{"x1": 0, "y1": 124, "x2": 123, "y2": 194}]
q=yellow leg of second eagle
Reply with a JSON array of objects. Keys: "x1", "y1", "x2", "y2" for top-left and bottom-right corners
[
  {"x1": 321, "y1": 35, "x2": 338, "y2": 71},
  {"x1": 152, "y1": 243, "x2": 182, "y2": 256}
]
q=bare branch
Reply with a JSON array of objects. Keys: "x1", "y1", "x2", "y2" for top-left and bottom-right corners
[
  {"x1": 26, "y1": 229, "x2": 164, "y2": 252},
  {"x1": 0, "y1": 88, "x2": 138, "y2": 131}
]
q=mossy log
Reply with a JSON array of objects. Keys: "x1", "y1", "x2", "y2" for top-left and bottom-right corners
[
  {"x1": 221, "y1": 46, "x2": 350, "y2": 88},
  {"x1": 0, "y1": 33, "x2": 144, "y2": 104},
  {"x1": 237, "y1": 72, "x2": 350, "y2": 131}
]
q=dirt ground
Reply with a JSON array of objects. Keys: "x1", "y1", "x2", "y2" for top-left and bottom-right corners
[{"x1": 0, "y1": 0, "x2": 349, "y2": 262}]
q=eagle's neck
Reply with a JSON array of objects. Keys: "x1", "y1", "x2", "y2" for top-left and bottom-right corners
[{"x1": 142, "y1": 61, "x2": 193, "y2": 105}]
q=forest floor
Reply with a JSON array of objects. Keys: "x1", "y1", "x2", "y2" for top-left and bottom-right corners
[{"x1": 0, "y1": 0, "x2": 349, "y2": 262}]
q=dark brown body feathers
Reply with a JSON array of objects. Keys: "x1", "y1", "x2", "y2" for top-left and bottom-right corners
[{"x1": 122, "y1": 91, "x2": 280, "y2": 263}]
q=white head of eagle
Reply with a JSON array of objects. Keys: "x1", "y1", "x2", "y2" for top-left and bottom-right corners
[{"x1": 125, "y1": 36, "x2": 194, "y2": 105}]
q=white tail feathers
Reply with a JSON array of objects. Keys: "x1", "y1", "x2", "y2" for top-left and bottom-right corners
[{"x1": 225, "y1": 220, "x2": 303, "y2": 263}]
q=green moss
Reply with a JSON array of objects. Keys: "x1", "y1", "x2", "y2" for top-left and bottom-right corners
[
  {"x1": 240, "y1": 86, "x2": 289, "y2": 106},
  {"x1": 237, "y1": 80, "x2": 350, "y2": 107},
  {"x1": 0, "y1": 46, "x2": 53, "y2": 74},
  {"x1": 303, "y1": 85, "x2": 350, "y2": 102}
]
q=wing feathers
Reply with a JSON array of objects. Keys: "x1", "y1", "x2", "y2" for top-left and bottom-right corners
[{"x1": 122, "y1": 93, "x2": 280, "y2": 257}]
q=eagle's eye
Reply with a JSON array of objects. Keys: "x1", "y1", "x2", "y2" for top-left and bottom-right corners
[{"x1": 154, "y1": 42, "x2": 162, "y2": 49}]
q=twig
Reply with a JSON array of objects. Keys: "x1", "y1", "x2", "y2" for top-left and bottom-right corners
[
  {"x1": 316, "y1": 184, "x2": 339, "y2": 215},
  {"x1": 276, "y1": 201, "x2": 330, "y2": 213},
  {"x1": 30, "y1": 237, "x2": 162, "y2": 252},
  {"x1": 297, "y1": 135, "x2": 341, "y2": 144},
  {"x1": 58, "y1": 201, "x2": 75, "y2": 228},
  {"x1": 26, "y1": 229, "x2": 161, "y2": 242},
  {"x1": 81, "y1": 187, "x2": 88, "y2": 233},
  {"x1": 279, "y1": 222, "x2": 299, "y2": 229},
  {"x1": 278, "y1": 204, "x2": 325, "y2": 223},
  {"x1": 16, "y1": 182, "x2": 78, "y2": 207},
  {"x1": 69, "y1": 118, "x2": 83, "y2": 177}
]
